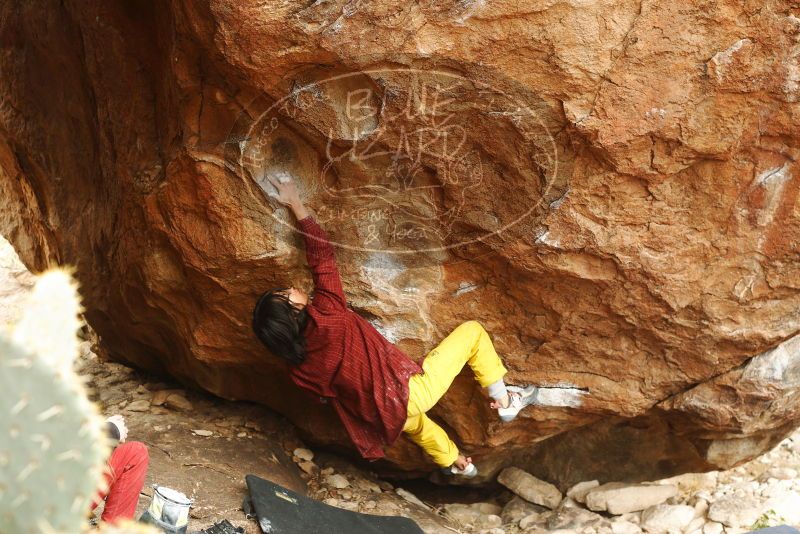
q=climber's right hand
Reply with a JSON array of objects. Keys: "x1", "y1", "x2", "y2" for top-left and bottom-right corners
[
  {"x1": 265, "y1": 172, "x2": 309, "y2": 220},
  {"x1": 265, "y1": 171, "x2": 301, "y2": 207}
]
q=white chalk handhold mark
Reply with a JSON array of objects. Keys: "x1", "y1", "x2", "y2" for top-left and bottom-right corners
[
  {"x1": 535, "y1": 229, "x2": 561, "y2": 248},
  {"x1": 755, "y1": 163, "x2": 791, "y2": 188},
  {"x1": 272, "y1": 170, "x2": 293, "y2": 184},
  {"x1": 454, "y1": 281, "x2": 480, "y2": 296},
  {"x1": 531, "y1": 386, "x2": 589, "y2": 408},
  {"x1": 742, "y1": 333, "x2": 800, "y2": 384},
  {"x1": 749, "y1": 163, "x2": 792, "y2": 251}
]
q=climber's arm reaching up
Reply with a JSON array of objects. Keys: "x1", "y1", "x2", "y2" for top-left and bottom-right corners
[{"x1": 265, "y1": 173, "x2": 347, "y2": 310}]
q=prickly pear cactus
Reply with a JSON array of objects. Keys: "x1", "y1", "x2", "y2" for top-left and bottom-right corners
[{"x1": 0, "y1": 270, "x2": 109, "y2": 533}]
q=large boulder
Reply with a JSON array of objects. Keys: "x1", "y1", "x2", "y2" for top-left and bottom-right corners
[{"x1": 0, "y1": 1, "x2": 798, "y2": 485}]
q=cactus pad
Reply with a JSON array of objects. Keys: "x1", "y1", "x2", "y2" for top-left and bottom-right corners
[{"x1": 0, "y1": 270, "x2": 109, "y2": 532}]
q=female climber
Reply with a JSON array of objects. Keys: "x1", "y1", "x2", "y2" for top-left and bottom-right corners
[{"x1": 252, "y1": 174, "x2": 537, "y2": 477}]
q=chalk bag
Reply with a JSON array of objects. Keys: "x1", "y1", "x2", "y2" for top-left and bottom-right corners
[{"x1": 140, "y1": 485, "x2": 194, "y2": 534}]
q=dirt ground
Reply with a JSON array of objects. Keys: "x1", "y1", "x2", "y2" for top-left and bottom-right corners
[
  {"x1": 81, "y1": 347, "x2": 305, "y2": 532},
  {"x1": 79, "y1": 345, "x2": 458, "y2": 533}
]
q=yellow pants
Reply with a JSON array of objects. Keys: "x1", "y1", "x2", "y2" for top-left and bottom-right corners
[{"x1": 403, "y1": 321, "x2": 508, "y2": 467}]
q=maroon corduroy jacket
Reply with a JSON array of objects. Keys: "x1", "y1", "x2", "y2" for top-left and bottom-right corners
[{"x1": 289, "y1": 216, "x2": 423, "y2": 460}]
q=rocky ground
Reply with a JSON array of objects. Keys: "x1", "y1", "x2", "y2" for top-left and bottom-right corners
[
  {"x1": 78, "y1": 346, "x2": 456, "y2": 533},
  {"x1": 79, "y1": 341, "x2": 800, "y2": 534},
  {"x1": 2, "y1": 235, "x2": 799, "y2": 534},
  {"x1": 82, "y1": 339, "x2": 800, "y2": 534}
]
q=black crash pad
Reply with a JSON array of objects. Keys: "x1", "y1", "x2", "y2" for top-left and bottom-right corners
[
  {"x1": 245, "y1": 474, "x2": 424, "y2": 534},
  {"x1": 749, "y1": 528, "x2": 800, "y2": 534}
]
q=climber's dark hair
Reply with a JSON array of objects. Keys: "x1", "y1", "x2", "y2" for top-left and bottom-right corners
[{"x1": 252, "y1": 287, "x2": 309, "y2": 365}]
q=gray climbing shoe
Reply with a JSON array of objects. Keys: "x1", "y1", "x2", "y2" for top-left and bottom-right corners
[
  {"x1": 442, "y1": 462, "x2": 478, "y2": 478},
  {"x1": 497, "y1": 385, "x2": 538, "y2": 422}
]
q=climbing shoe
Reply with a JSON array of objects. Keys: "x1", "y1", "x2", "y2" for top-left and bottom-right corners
[
  {"x1": 497, "y1": 385, "x2": 538, "y2": 422},
  {"x1": 442, "y1": 461, "x2": 478, "y2": 478}
]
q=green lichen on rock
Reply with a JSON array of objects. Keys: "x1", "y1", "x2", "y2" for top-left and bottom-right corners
[{"x1": 0, "y1": 270, "x2": 109, "y2": 533}]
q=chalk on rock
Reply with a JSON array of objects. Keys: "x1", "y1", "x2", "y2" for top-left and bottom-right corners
[
  {"x1": 497, "y1": 467, "x2": 562, "y2": 509},
  {"x1": 531, "y1": 386, "x2": 588, "y2": 407}
]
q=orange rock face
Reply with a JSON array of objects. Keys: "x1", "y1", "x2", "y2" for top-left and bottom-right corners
[{"x1": 0, "y1": 1, "x2": 799, "y2": 487}]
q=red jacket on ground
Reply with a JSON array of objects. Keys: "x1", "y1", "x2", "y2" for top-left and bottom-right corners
[{"x1": 289, "y1": 216, "x2": 422, "y2": 460}]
